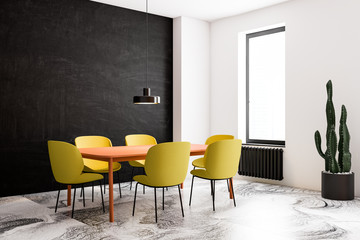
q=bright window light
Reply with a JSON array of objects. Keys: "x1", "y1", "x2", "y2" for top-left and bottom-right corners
[{"x1": 247, "y1": 27, "x2": 285, "y2": 145}]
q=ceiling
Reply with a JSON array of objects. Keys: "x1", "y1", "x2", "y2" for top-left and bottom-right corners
[{"x1": 91, "y1": 0, "x2": 290, "y2": 22}]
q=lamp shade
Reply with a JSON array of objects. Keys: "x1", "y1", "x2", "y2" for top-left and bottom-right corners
[{"x1": 133, "y1": 88, "x2": 160, "y2": 104}]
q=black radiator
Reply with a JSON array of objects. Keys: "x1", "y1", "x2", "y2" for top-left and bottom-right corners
[{"x1": 238, "y1": 146, "x2": 283, "y2": 180}]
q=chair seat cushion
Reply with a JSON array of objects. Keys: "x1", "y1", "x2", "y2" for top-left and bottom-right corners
[
  {"x1": 65, "y1": 173, "x2": 104, "y2": 184},
  {"x1": 192, "y1": 157, "x2": 205, "y2": 168},
  {"x1": 190, "y1": 169, "x2": 211, "y2": 179},
  {"x1": 133, "y1": 175, "x2": 175, "y2": 187},
  {"x1": 133, "y1": 175, "x2": 149, "y2": 186},
  {"x1": 191, "y1": 169, "x2": 233, "y2": 180},
  {"x1": 129, "y1": 160, "x2": 145, "y2": 168},
  {"x1": 83, "y1": 161, "x2": 121, "y2": 173}
]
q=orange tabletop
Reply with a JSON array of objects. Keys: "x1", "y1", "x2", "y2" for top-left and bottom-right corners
[
  {"x1": 71, "y1": 143, "x2": 207, "y2": 222},
  {"x1": 79, "y1": 144, "x2": 207, "y2": 161}
]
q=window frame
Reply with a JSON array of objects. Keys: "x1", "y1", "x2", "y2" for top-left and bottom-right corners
[{"x1": 246, "y1": 26, "x2": 286, "y2": 146}]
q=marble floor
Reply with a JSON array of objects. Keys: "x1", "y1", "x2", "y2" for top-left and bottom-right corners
[{"x1": 1, "y1": 178, "x2": 360, "y2": 240}]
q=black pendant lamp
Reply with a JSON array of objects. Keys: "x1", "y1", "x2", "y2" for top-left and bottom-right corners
[{"x1": 133, "y1": 0, "x2": 160, "y2": 104}]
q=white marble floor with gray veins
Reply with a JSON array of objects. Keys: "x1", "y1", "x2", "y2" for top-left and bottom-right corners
[{"x1": 1, "y1": 178, "x2": 360, "y2": 240}]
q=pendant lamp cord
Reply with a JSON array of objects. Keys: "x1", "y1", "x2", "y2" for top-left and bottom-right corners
[{"x1": 146, "y1": 0, "x2": 149, "y2": 88}]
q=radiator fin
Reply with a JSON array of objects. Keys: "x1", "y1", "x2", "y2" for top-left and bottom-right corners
[{"x1": 238, "y1": 146, "x2": 283, "y2": 180}]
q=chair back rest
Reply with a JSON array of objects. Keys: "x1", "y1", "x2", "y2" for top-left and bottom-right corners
[
  {"x1": 48, "y1": 140, "x2": 84, "y2": 183},
  {"x1": 144, "y1": 142, "x2": 191, "y2": 186},
  {"x1": 204, "y1": 139, "x2": 242, "y2": 179},
  {"x1": 125, "y1": 134, "x2": 157, "y2": 146},
  {"x1": 205, "y1": 134, "x2": 234, "y2": 145},
  {"x1": 74, "y1": 136, "x2": 112, "y2": 169},
  {"x1": 74, "y1": 136, "x2": 112, "y2": 148}
]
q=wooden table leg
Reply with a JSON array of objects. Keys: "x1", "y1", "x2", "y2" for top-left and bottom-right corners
[
  {"x1": 181, "y1": 183, "x2": 183, "y2": 189},
  {"x1": 67, "y1": 185, "x2": 71, "y2": 206},
  {"x1": 108, "y1": 159, "x2": 114, "y2": 222},
  {"x1": 229, "y1": 178, "x2": 234, "y2": 199}
]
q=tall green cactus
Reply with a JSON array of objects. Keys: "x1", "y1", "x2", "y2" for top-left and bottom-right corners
[
  {"x1": 338, "y1": 105, "x2": 351, "y2": 172},
  {"x1": 314, "y1": 80, "x2": 351, "y2": 173},
  {"x1": 327, "y1": 129, "x2": 339, "y2": 173},
  {"x1": 325, "y1": 81, "x2": 336, "y2": 140}
]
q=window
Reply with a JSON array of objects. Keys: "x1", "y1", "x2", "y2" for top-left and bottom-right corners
[{"x1": 246, "y1": 26, "x2": 285, "y2": 145}]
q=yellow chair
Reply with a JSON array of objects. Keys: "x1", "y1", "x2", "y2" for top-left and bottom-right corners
[
  {"x1": 192, "y1": 134, "x2": 234, "y2": 169},
  {"x1": 125, "y1": 134, "x2": 157, "y2": 190},
  {"x1": 75, "y1": 136, "x2": 122, "y2": 199},
  {"x1": 132, "y1": 142, "x2": 191, "y2": 223},
  {"x1": 189, "y1": 139, "x2": 242, "y2": 211},
  {"x1": 48, "y1": 140, "x2": 105, "y2": 218}
]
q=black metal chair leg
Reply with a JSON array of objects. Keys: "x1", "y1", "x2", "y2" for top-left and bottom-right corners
[
  {"x1": 230, "y1": 178, "x2": 236, "y2": 207},
  {"x1": 227, "y1": 179, "x2": 230, "y2": 192},
  {"x1": 162, "y1": 188, "x2": 165, "y2": 210},
  {"x1": 211, "y1": 180, "x2": 215, "y2": 211},
  {"x1": 130, "y1": 167, "x2": 134, "y2": 190},
  {"x1": 117, "y1": 171, "x2": 122, "y2": 198},
  {"x1": 99, "y1": 181, "x2": 105, "y2": 213},
  {"x1": 104, "y1": 174, "x2": 107, "y2": 194},
  {"x1": 154, "y1": 187, "x2": 158, "y2": 223},
  {"x1": 132, "y1": 182, "x2": 139, "y2": 216},
  {"x1": 189, "y1": 175, "x2": 195, "y2": 206},
  {"x1": 80, "y1": 187, "x2": 83, "y2": 197},
  {"x1": 82, "y1": 184, "x2": 85, "y2": 207},
  {"x1": 92, "y1": 182, "x2": 94, "y2": 202},
  {"x1": 143, "y1": 185, "x2": 145, "y2": 194},
  {"x1": 178, "y1": 185, "x2": 184, "y2": 217},
  {"x1": 55, "y1": 189, "x2": 60, "y2": 213},
  {"x1": 71, "y1": 187, "x2": 77, "y2": 218},
  {"x1": 213, "y1": 180, "x2": 216, "y2": 202},
  {"x1": 210, "y1": 179, "x2": 214, "y2": 196}
]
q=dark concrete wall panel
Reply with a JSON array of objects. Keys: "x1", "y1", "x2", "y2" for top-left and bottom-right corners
[{"x1": 0, "y1": 0, "x2": 173, "y2": 197}]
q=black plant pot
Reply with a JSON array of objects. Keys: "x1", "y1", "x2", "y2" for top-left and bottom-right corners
[{"x1": 321, "y1": 171, "x2": 354, "y2": 200}]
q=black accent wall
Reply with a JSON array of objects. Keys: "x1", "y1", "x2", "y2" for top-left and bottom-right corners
[{"x1": 0, "y1": 0, "x2": 173, "y2": 197}]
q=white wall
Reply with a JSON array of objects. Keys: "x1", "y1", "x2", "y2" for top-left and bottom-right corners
[
  {"x1": 173, "y1": 18, "x2": 182, "y2": 142},
  {"x1": 210, "y1": 0, "x2": 360, "y2": 194},
  {"x1": 173, "y1": 17, "x2": 210, "y2": 144}
]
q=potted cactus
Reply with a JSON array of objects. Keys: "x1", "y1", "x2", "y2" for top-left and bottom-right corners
[{"x1": 314, "y1": 80, "x2": 353, "y2": 200}]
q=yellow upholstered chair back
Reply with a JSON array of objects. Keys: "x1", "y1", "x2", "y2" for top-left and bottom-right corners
[
  {"x1": 144, "y1": 142, "x2": 190, "y2": 187},
  {"x1": 75, "y1": 136, "x2": 112, "y2": 148},
  {"x1": 204, "y1": 139, "x2": 242, "y2": 179},
  {"x1": 74, "y1": 136, "x2": 112, "y2": 169},
  {"x1": 125, "y1": 134, "x2": 157, "y2": 146},
  {"x1": 205, "y1": 135, "x2": 234, "y2": 145},
  {"x1": 48, "y1": 140, "x2": 84, "y2": 184}
]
